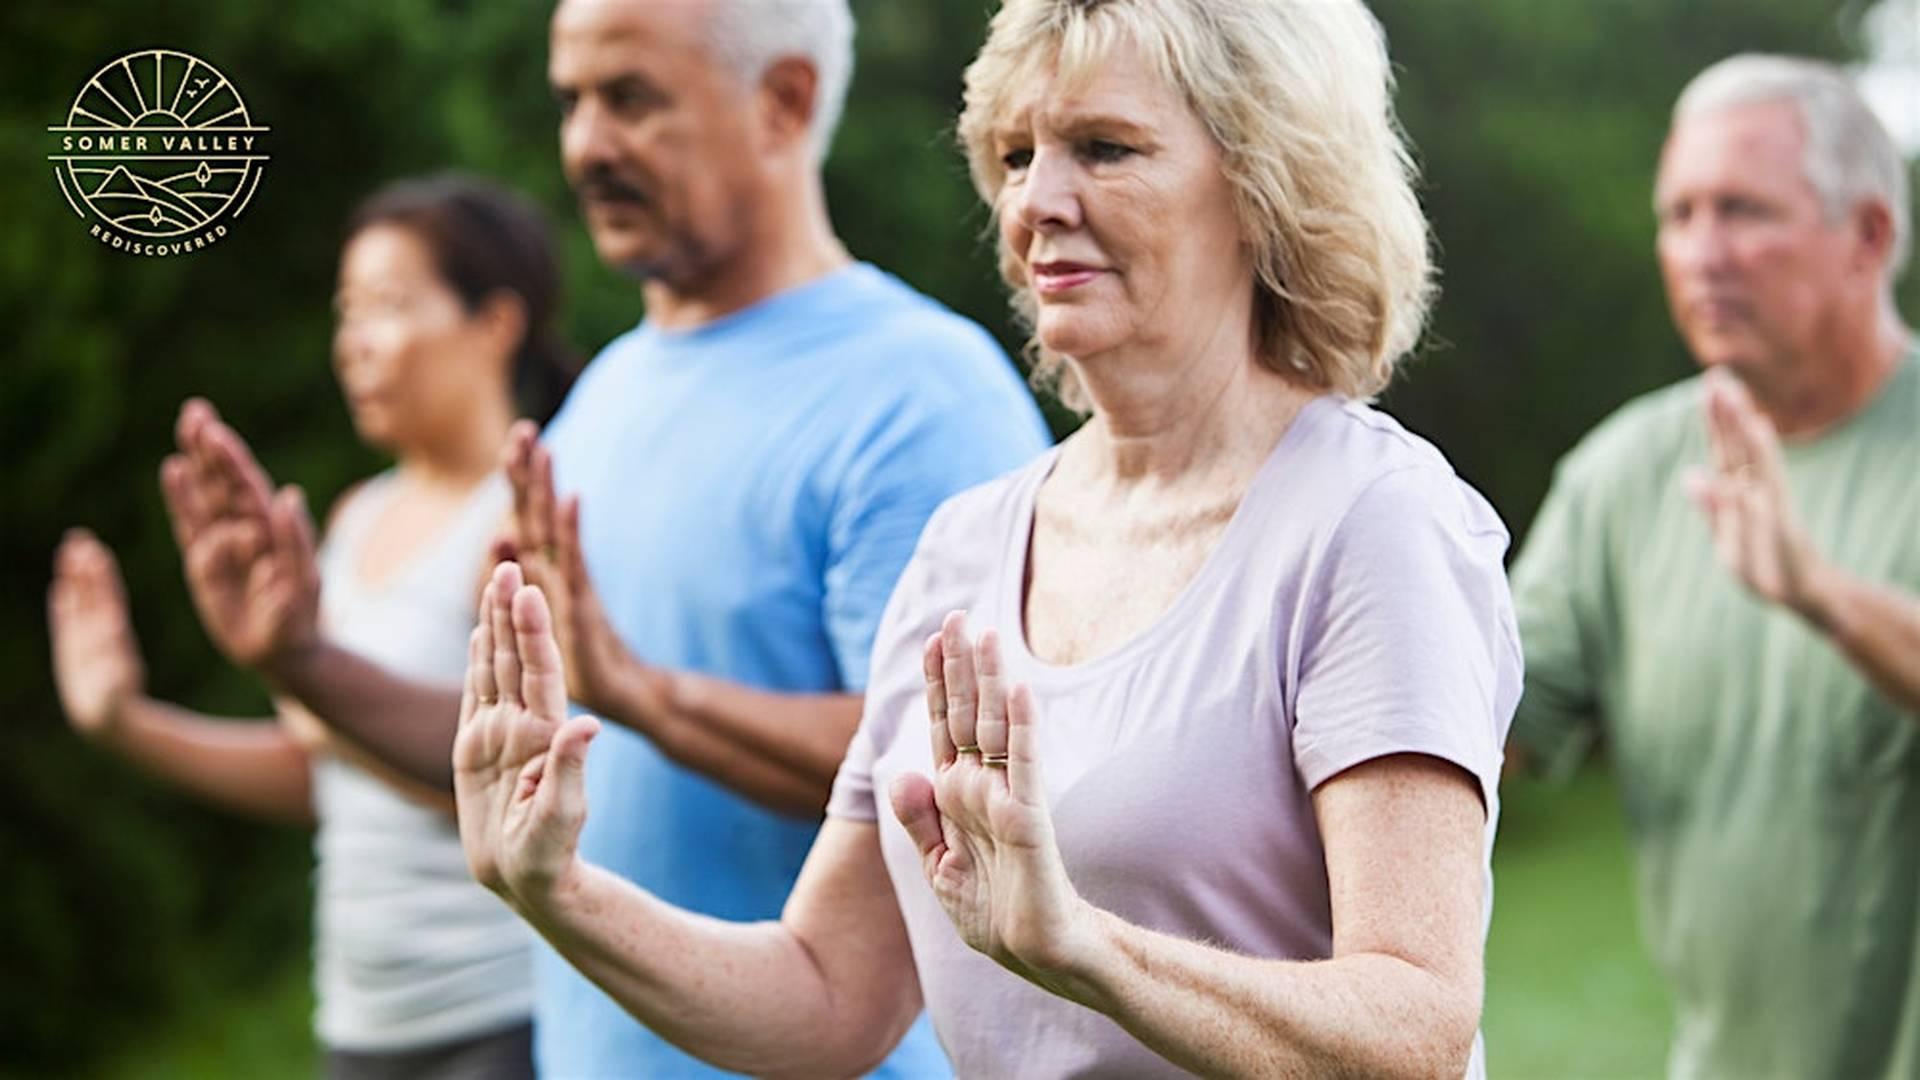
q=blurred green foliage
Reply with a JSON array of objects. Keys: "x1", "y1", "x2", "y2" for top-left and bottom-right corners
[{"x1": 1, "y1": 0, "x2": 1913, "y2": 1074}]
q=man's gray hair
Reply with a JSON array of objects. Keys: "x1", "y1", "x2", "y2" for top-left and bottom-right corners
[
  {"x1": 706, "y1": 0, "x2": 855, "y2": 165},
  {"x1": 1676, "y1": 53, "x2": 1911, "y2": 279}
]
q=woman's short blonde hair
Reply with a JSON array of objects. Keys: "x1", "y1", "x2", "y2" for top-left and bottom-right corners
[{"x1": 958, "y1": 0, "x2": 1434, "y2": 406}]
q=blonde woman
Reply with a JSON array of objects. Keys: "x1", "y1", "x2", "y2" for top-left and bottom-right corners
[{"x1": 453, "y1": 1, "x2": 1518, "y2": 1076}]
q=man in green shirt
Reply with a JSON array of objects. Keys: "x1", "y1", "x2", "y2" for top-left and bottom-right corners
[{"x1": 1510, "y1": 54, "x2": 1920, "y2": 1078}]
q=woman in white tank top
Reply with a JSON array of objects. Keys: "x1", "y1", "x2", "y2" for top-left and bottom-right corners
[{"x1": 47, "y1": 175, "x2": 575, "y2": 1079}]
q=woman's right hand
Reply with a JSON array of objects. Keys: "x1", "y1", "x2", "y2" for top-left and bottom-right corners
[
  {"x1": 453, "y1": 559, "x2": 601, "y2": 913},
  {"x1": 47, "y1": 529, "x2": 146, "y2": 740}
]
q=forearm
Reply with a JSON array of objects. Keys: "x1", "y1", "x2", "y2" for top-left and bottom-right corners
[
  {"x1": 1801, "y1": 563, "x2": 1920, "y2": 715},
  {"x1": 1051, "y1": 906, "x2": 1479, "y2": 1080},
  {"x1": 266, "y1": 640, "x2": 462, "y2": 791},
  {"x1": 603, "y1": 666, "x2": 852, "y2": 817},
  {"x1": 102, "y1": 696, "x2": 314, "y2": 826},
  {"x1": 517, "y1": 862, "x2": 895, "y2": 1079}
]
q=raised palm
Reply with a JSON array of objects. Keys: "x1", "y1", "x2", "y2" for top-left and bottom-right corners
[
  {"x1": 453, "y1": 559, "x2": 600, "y2": 909},
  {"x1": 47, "y1": 530, "x2": 145, "y2": 737},
  {"x1": 161, "y1": 399, "x2": 321, "y2": 669},
  {"x1": 889, "y1": 613, "x2": 1087, "y2": 982}
]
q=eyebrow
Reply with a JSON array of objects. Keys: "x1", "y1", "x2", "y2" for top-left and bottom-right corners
[{"x1": 999, "y1": 110, "x2": 1158, "y2": 145}]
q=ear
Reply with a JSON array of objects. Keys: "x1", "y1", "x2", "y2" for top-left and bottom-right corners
[
  {"x1": 1850, "y1": 196, "x2": 1896, "y2": 274},
  {"x1": 758, "y1": 56, "x2": 820, "y2": 156},
  {"x1": 475, "y1": 290, "x2": 530, "y2": 366}
]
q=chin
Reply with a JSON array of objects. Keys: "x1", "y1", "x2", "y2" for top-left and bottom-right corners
[{"x1": 1036, "y1": 311, "x2": 1123, "y2": 361}]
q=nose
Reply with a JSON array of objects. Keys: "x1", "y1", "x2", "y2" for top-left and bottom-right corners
[
  {"x1": 1012, "y1": 147, "x2": 1083, "y2": 235},
  {"x1": 560, "y1": 98, "x2": 620, "y2": 180}
]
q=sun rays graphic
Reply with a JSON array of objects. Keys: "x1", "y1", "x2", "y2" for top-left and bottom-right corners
[{"x1": 48, "y1": 49, "x2": 269, "y2": 242}]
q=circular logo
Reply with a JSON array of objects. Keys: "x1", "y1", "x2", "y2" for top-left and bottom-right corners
[{"x1": 47, "y1": 49, "x2": 270, "y2": 256}]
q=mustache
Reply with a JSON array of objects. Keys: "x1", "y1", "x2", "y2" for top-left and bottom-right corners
[{"x1": 573, "y1": 167, "x2": 650, "y2": 205}]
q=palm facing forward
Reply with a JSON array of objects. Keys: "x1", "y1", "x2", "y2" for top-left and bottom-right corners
[
  {"x1": 453, "y1": 559, "x2": 601, "y2": 910},
  {"x1": 888, "y1": 612, "x2": 1091, "y2": 987}
]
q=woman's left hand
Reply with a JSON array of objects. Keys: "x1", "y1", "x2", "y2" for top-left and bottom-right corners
[{"x1": 888, "y1": 612, "x2": 1093, "y2": 987}]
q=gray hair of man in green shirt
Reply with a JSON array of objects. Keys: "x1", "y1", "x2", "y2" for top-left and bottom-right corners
[{"x1": 1655, "y1": 53, "x2": 1920, "y2": 718}]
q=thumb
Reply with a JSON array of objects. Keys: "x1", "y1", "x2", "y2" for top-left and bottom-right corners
[
  {"x1": 534, "y1": 713, "x2": 600, "y2": 826},
  {"x1": 888, "y1": 772, "x2": 947, "y2": 866}
]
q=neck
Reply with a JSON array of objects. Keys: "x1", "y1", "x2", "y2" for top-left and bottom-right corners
[
  {"x1": 642, "y1": 169, "x2": 850, "y2": 331},
  {"x1": 1749, "y1": 301, "x2": 1910, "y2": 439},
  {"x1": 396, "y1": 394, "x2": 515, "y2": 494},
  {"x1": 1067, "y1": 317, "x2": 1313, "y2": 488}
]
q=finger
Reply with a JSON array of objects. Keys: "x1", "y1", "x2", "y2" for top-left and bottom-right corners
[
  {"x1": 1007, "y1": 684, "x2": 1043, "y2": 807},
  {"x1": 512, "y1": 581, "x2": 570, "y2": 721},
  {"x1": 505, "y1": 422, "x2": 537, "y2": 544},
  {"x1": 974, "y1": 630, "x2": 1009, "y2": 760},
  {"x1": 887, "y1": 772, "x2": 948, "y2": 870},
  {"x1": 159, "y1": 455, "x2": 205, "y2": 551},
  {"x1": 532, "y1": 713, "x2": 600, "y2": 833},
  {"x1": 941, "y1": 611, "x2": 979, "y2": 755},
  {"x1": 208, "y1": 421, "x2": 276, "y2": 521},
  {"x1": 924, "y1": 631, "x2": 956, "y2": 769},
  {"x1": 557, "y1": 496, "x2": 586, "y2": 597},
  {"x1": 473, "y1": 568, "x2": 501, "y2": 707},
  {"x1": 459, "y1": 624, "x2": 485, "y2": 738},
  {"x1": 271, "y1": 485, "x2": 321, "y2": 598},
  {"x1": 491, "y1": 561, "x2": 525, "y2": 707},
  {"x1": 527, "y1": 442, "x2": 557, "y2": 554}
]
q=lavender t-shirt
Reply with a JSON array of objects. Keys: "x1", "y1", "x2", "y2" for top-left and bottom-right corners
[{"x1": 827, "y1": 395, "x2": 1521, "y2": 1078}]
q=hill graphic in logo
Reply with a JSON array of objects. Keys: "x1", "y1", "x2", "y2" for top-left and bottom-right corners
[{"x1": 47, "y1": 49, "x2": 270, "y2": 256}]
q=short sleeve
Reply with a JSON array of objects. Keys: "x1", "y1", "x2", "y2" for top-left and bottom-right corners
[
  {"x1": 822, "y1": 395, "x2": 1048, "y2": 690},
  {"x1": 1507, "y1": 451, "x2": 1610, "y2": 781},
  {"x1": 825, "y1": 501, "x2": 956, "y2": 823},
  {"x1": 1291, "y1": 466, "x2": 1521, "y2": 806}
]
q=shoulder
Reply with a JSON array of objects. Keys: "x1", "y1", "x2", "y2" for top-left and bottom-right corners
[
  {"x1": 822, "y1": 267, "x2": 1032, "y2": 408},
  {"x1": 1556, "y1": 375, "x2": 1701, "y2": 488},
  {"x1": 890, "y1": 454, "x2": 1048, "y2": 594},
  {"x1": 541, "y1": 323, "x2": 651, "y2": 440},
  {"x1": 1291, "y1": 398, "x2": 1508, "y2": 549}
]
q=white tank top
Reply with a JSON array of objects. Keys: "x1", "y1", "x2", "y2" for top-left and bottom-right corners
[{"x1": 309, "y1": 469, "x2": 533, "y2": 1051}]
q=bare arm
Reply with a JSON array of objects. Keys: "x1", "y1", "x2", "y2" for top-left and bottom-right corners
[
  {"x1": 99, "y1": 696, "x2": 315, "y2": 826},
  {"x1": 1798, "y1": 563, "x2": 1920, "y2": 715},
  {"x1": 263, "y1": 641, "x2": 465, "y2": 791},
  {"x1": 1046, "y1": 756, "x2": 1484, "y2": 1079},
  {"x1": 49, "y1": 528, "x2": 313, "y2": 826},
  {"x1": 892, "y1": 616, "x2": 1486, "y2": 1080},
  {"x1": 455, "y1": 566, "x2": 921, "y2": 1078}
]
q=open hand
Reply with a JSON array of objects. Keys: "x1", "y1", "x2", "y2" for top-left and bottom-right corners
[
  {"x1": 453, "y1": 559, "x2": 601, "y2": 911},
  {"x1": 160, "y1": 398, "x2": 320, "y2": 670},
  {"x1": 499, "y1": 421, "x2": 653, "y2": 718},
  {"x1": 47, "y1": 529, "x2": 146, "y2": 739},
  {"x1": 1684, "y1": 369, "x2": 1827, "y2": 616},
  {"x1": 888, "y1": 612, "x2": 1090, "y2": 984}
]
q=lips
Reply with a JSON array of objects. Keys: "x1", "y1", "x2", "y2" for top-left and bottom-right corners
[{"x1": 1030, "y1": 261, "x2": 1104, "y2": 295}]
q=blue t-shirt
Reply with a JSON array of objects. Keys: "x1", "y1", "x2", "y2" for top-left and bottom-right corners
[{"x1": 538, "y1": 263, "x2": 1051, "y2": 1077}]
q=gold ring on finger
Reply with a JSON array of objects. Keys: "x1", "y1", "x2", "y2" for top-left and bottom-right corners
[
  {"x1": 982, "y1": 753, "x2": 1009, "y2": 767},
  {"x1": 954, "y1": 744, "x2": 981, "y2": 754}
]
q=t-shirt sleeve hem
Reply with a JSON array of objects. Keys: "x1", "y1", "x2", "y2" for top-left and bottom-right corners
[{"x1": 1296, "y1": 723, "x2": 1503, "y2": 809}]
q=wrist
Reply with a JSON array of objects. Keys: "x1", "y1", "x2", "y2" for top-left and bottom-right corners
[
  {"x1": 607, "y1": 658, "x2": 677, "y2": 736},
  {"x1": 1020, "y1": 896, "x2": 1118, "y2": 1010},
  {"x1": 1791, "y1": 555, "x2": 1847, "y2": 634},
  {"x1": 511, "y1": 855, "x2": 595, "y2": 927}
]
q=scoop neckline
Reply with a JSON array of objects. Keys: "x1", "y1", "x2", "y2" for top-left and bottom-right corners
[
  {"x1": 338, "y1": 470, "x2": 501, "y2": 598},
  {"x1": 996, "y1": 394, "x2": 1332, "y2": 688}
]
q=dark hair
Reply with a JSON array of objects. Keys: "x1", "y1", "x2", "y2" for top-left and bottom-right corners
[{"x1": 346, "y1": 174, "x2": 577, "y2": 423}]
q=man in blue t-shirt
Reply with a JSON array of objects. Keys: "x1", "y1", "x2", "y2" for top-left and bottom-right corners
[{"x1": 160, "y1": 0, "x2": 1048, "y2": 1075}]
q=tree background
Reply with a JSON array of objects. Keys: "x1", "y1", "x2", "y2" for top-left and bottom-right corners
[{"x1": 1, "y1": 0, "x2": 1913, "y2": 1075}]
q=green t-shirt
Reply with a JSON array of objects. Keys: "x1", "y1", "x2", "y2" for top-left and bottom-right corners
[{"x1": 1511, "y1": 351, "x2": 1920, "y2": 1079}]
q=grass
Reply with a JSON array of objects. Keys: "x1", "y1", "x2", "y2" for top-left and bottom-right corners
[
  {"x1": 1487, "y1": 765, "x2": 1672, "y2": 1078},
  {"x1": 96, "y1": 765, "x2": 1668, "y2": 1079}
]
